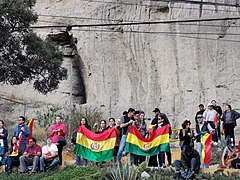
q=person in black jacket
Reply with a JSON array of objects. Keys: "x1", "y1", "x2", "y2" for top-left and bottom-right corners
[
  {"x1": 195, "y1": 104, "x2": 205, "y2": 123},
  {"x1": 0, "y1": 120, "x2": 8, "y2": 165},
  {"x1": 211, "y1": 100, "x2": 223, "y2": 139},
  {"x1": 174, "y1": 145, "x2": 200, "y2": 179},
  {"x1": 221, "y1": 104, "x2": 240, "y2": 143}
]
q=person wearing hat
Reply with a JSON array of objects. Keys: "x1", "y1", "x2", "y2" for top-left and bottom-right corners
[
  {"x1": 174, "y1": 145, "x2": 200, "y2": 179},
  {"x1": 195, "y1": 104, "x2": 205, "y2": 124},
  {"x1": 203, "y1": 103, "x2": 218, "y2": 143},
  {"x1": 220, "y1": 138, "x2": 237, "y2": 168},
  {"x1": 194, "y1": 114, "x2": 214, "y2": 168}
]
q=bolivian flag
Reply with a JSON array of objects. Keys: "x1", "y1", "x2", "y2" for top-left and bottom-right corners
[
  {"x1": 201, "y1": 132, "x2": 212, "y2": 164},
  {"x1": 27, "y1": 118, "x2": 34, "y2": 144},
  {"x1": 74, "y1": 125, "x2": 116, "y2": 162},
  {"x1": 125, "y1": 125, "x2": 169, "y2": 156}
]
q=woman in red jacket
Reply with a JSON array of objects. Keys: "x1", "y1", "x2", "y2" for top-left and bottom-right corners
[{"x1": 50, "y1": 116, "x2": 67, "y2": 165}]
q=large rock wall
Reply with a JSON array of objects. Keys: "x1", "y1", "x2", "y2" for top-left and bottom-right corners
[{"x1": 1, "y1": 0, "x2": 240, "y2": 135}]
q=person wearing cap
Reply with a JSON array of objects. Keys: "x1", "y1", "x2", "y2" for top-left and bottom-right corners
[
  {"x1": 220, "y1": 138, "x2": 237, "y2": 168},
  {"x1": 152, "y1": 108, "x2": 170, "y2": 125},
  {"x1": 221, "y1": 104, "x2": 240, "y2": 142},
  {"x1": 195, "y1": 114, "x2": 214, "y2": 168},
  {"x1": 195, "y1": 104, "x2": 205, "y2": 123},
  {"x1": 13, "y1": 116, "x2": 30, "y2": 154},
  {"x1": 203, "y1": 103, "x2": 218, "y2": 143},
  {"x1": 174, "y1": 145, "x2": 200, "y2": 179}
]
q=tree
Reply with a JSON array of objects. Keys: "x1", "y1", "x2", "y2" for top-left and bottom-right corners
[{"x1": 0, "y1": 0, "x2": 67, "y2": 94}]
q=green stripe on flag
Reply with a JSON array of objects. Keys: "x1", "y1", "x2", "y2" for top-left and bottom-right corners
[
  {"x1": 124, "y1": 142, "x2": 169, "y2": 156},
  {"x1": 74, "y1": 143, "x2": 114, "y2": 162}
]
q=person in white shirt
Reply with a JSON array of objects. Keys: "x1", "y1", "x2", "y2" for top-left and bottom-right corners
[
  {"x1": 203, "y1": 103, "x2": 218, "y2": 143},
  {"x1": 40, "y1": 137, "x2": 59, "y2": 172}
]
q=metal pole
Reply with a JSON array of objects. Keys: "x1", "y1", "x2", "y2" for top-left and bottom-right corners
[{"x1": 70, "y1": 58, "x2": 73, "y2": 111}]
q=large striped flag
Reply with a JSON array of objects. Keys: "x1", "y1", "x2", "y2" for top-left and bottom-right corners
[
  {"x1": 124, "y1": 125, "x2": 170, "y2": 156},
  {"x1": 74, "y1": 125, "x2": 116, "y2": 162},
  {"x1": 201, "y1": 132, "x2": 212, "y2": 164},
  {"x1": 27, "y1": 118, "x2": 34, "y2": 144}
]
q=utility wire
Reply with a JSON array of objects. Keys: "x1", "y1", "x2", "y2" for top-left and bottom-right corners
[
  {"x1": 70, "y1": 28, "x2": 240, "y2": 43},
  {"x1": 37, "y1": 16, "x2": 240, "y2": 28},
  {"x1": 31, "y1": 17, "x2": 240, "y2": 28},
  {"x1": 78, "y1": 0, "x2": 240, "y2": 8}
]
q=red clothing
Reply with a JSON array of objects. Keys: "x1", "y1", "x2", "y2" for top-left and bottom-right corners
[
  {"x1": 50, "y1": 123, "x2": 67, "y2": 143},
  {"x1": 25, "y1": 144, "x2": 42, "y2": 158}
]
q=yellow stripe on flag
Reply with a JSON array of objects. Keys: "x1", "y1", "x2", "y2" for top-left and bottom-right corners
[
  {"x1": 126, "y1": 133, "x2": 169, "y2": 149},
  {"x1": 76, "y1": 133, "x2": 116, "y2": 152},
  {"x1": 201, "y1": 132, "x2": 209, "y2": 163}
]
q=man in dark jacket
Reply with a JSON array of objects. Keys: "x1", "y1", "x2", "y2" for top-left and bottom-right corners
[
  {"x1": 174, "y1": 146, "x2": 200, "y2": 179},
  {"x1": 211, "y1": 100, "x2": 223, "y2": 139},
  {"x1": 222, "y1": 104, "x2": 240, "y2": 143}
]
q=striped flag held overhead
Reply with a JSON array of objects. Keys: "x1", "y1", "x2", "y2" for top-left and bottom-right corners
[
  {"x1": 74, "y1": 125, "x2": 116, "y2": 162},
  {"x1": 124, "y1": 125, "x2": 170, "y2": 156}
]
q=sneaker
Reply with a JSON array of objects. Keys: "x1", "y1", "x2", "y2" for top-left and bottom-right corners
[{"x1": 213, "y1": 142, "x2": 218, "y2": 146}]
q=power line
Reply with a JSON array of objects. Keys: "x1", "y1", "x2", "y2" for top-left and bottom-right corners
[
  {"x1": 31, "y1": 17, "x2": 240, "y2": 28},
  {"x1": 78, "y1": 0, "x2": 240, "y2": 8},
  {"x1": 70, "y1": 28, "x2": 240, "y2": 43},
  {"x1": 37, "y1": 15, "x2": 240, "y2": 28}
]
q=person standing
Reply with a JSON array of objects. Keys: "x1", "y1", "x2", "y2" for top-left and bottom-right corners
[
  {"x1": 195, "y1": 104, "x2": 205, "y2": 123},
  {"x1": 203, "y1": 103, "x2": 218, "y2": 143},
  {"x1": 221, "y1": 104, "x2": 240, "y2": 142},
  {"x1": 194, "y1": 114, "x2": 214, "y2": 168},
  {"x1": 211, "y1": 100, "x2": 223, "y2": 139},
  {"x1": 72, "y1": 117, "x2": 91, "y2": 166},
  {"x1": 13, "y1": 116, "x2": 30, "y2": 154},
  {"x1": 116, "y1": 108, "x2": 135, "y2": 163},
  {"x1": 107, "y1": 118, "x2": 120, "y2": 163},
  {"x1": 179, "y1": 120, "x2": 194, "y2": 150},
  {"x1": 0, "y1": 120, "x2": 8, "y2": 165},
  {"x1": 50, "y1": 116, "x2": 67, "y2": 166},
  {"x1": 153, "y1": 108, "x2": 172, "y2": 166},
  {"x1": 135, "y1": 111, "x2": 147, "y2": 165}
]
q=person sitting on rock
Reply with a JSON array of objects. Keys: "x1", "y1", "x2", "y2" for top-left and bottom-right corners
[
  {"x1": 174, "y1": 145, "x2": 200, "y2": 179},
  {"x1": 220, "y1": 138, "x2": 238, "y2": 168},
  {"x1": 40, "y1": 137, "x2": 59, "y2": 172},
  {"x1": 19, "y1": 137, "x2": 42, "y2": 174}
]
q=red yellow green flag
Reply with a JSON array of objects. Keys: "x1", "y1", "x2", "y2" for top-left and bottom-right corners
[
  {"x1": 74, "y1": 125, "x2": 116, "y2": 162},
  {"x1": 213, "y1": 113, "x2": 219, "y2": 125},
  {"x1": 27, "y1": 118, "x2": 34, "y2": 144},
  {"x1": 124, "y1": 125, "x2": 170, "y2": 156},
  {"x1": 201, "y1": 132, "x2": 212, "y2": 164}
]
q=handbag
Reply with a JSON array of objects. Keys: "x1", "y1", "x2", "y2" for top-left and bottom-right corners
[{"x1": 58, "y1": 137, "x2": 67, "y2": 146}]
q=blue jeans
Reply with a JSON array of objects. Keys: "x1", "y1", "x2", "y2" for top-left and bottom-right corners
[
  {"x1": 174, "y1": 158, "x2": 197, "y2": 172},
  {"x1": 40, "y1": 156, "x2": 59, "y2": 171},
  {"x1": 5, "y1": 156, "x2": 20, "y2": 172},
  {"x1": 76, "y1": 156, "x2": 88, "y2": 166},
  {"x1": 116, "y1": 135, "x2": 127, "y2": 163},
  {"x1": 196, "y1": 142, "x2": 209, "y2": 168},
  {"x1": 158, "y1": 152, "x2": 166, "y2": 167},
  {"x1": 21, "y1": 143, "x2": 27, "y2": 155}
]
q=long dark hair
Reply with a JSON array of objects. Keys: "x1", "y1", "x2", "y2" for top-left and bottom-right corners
[{"x1": 81, "y1": 117, "x2": 91, "y2": 130}]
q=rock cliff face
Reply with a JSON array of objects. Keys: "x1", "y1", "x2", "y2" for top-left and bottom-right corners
[{"x1": 1, "y1": 0, "x2": 240, "y2": 134}]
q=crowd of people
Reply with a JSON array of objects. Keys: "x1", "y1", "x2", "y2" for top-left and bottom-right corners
[{"x1": 0, "y1": 99, "x2": 239, "y2": 177}]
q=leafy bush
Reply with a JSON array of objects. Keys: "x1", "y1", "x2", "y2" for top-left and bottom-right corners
[{"x1": 35, "y1": 104, "x2": 103, "y2": 141}]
